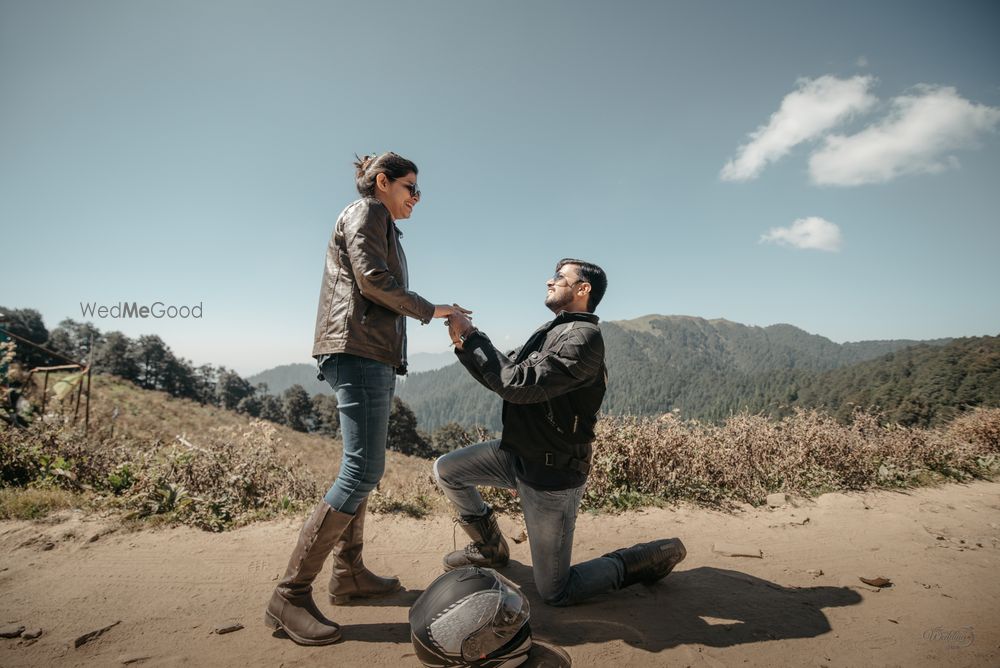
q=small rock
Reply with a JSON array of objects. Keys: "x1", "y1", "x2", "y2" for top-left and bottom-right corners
[
  {"x1": 0, "y1": 624, "x2": 25, "y2": 638},
  {"x1": 712, "y1": 542, "x2": 763, "y2": 558},
  {"x1": 807, "y1": 569, "x2": 824, "y2": 577},
  {"x1": 21, "y1": 628, "x2": 42, "y2": 640},
  {"x1": 859, "y1": 576, "x2": 892, "y2": 588},
  {"x1": 120, "y1": 654, "x2": 153, "y2": 665},
  {"x1": 766, "y1": 493, "x2": 787, "y2": 508},
  {"x1": 41, "y1": 542, "x2": 55, "y2": 551},
  {"x1": 214, "y1": 622, "x2": 244, "y2": 635}
]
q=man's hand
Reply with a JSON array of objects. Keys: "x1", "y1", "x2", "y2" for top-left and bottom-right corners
[{"x1": 446, "y1": 312, "x2": 475, "y2": 350}]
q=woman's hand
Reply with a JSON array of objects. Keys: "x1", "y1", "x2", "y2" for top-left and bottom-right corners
[{"x1": 433, "y1": 303, "x2": 472, "y2": 319}]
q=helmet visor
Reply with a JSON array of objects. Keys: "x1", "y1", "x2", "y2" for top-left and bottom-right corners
[{"x1": 460, "y1": 572, "x2": 530, "y2": 661}]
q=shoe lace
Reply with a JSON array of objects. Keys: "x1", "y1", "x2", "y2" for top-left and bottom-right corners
[{"x1": 452, "y1": 517, "x2": 481, "y2": 557}]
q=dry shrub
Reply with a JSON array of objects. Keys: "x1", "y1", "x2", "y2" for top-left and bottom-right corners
[
  {"x1": 586, "y1": 408, "x2": 1000, "y2": 510},
  {"x1": 114, "y1": 421, "x2": 318, "y2": 530},
  {"x1": 946, "y1": 408, "x2": 1000, "y2": 452},
  {"x1": 1, "y1": 419, "x2": 318, "y2": 531}
]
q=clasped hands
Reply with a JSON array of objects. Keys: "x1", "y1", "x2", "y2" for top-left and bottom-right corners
[
  {"x1": 432, "y1": 303, "x2": 475, "y2": 350},
  {"x1": 445, "y1": 311, "x2": 476, "y2": 350}
]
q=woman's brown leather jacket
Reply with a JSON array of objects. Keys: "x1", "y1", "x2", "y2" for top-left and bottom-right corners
[{"x1": 312, "y1": 197, "x2": 435, "y2": 373}]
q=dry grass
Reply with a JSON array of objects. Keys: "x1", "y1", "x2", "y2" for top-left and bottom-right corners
[
  {"x1": 3, "y1": 373, "x2": 997, "y2": 528},
  {"x1": 0, "y1": 487, "x2": 82, "y2": 520},
  {"x1": 584, "y1": 408, "x2": 1000, "y2": 510}
]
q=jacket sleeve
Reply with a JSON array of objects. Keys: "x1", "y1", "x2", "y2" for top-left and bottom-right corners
[
  {"x1": 454, "y1": 345, "x2": 498, "y2": 392},
  {"x1": 459, "y1": 325, "x2": 604, "y2": 404},
  {"x1": 342, "y1": 200, "x2": 435, "y2": 323}
]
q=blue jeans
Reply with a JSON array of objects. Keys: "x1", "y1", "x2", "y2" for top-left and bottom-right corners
[
  {"x1": 321, "y1": 353, "x2": 395, "y2": 514},
  {"x1": 433, "y1": 440, "x2": 623, "y2": 607}
]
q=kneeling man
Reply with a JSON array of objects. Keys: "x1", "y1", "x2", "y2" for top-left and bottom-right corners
[{"x1": 435, "y1": 258, "x2": 685, "y2": 606}]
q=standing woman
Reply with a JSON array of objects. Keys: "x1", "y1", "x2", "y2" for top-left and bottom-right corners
[{"x1": 266, "y1": 152, "x2": 469, "y2": 645}]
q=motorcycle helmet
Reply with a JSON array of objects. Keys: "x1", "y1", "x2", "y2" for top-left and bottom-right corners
[{"x1": 409, "y1": 566, "x2": 531, "y2": 667}]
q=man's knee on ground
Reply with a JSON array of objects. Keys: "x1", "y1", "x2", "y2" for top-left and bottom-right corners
[
  {"x1": 539, "y1": 590, "x2": 572, "y2": 608},
  {"x1": 536, "y1": 581, "x2": 572, "y2": 608}
]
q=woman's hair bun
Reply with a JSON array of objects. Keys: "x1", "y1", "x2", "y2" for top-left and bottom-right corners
[{"x1": 353, "y1": 153, "x2": 378, "y2": 180}]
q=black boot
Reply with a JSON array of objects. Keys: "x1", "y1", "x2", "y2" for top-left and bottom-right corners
[
  {"x1": 443, "y1": 506, "x2": 510, "y2": 571},
  {"x1": 606, "y1": 538, "x2": 686, "y2": 588}
]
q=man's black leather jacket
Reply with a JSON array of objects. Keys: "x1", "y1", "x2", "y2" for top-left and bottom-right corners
[{"x1": 455, "y1": 311, "x2": 607, "y2": 489}]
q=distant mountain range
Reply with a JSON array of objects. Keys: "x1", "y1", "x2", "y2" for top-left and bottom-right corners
[
  {"x1": 246, "y1": 314, "x2": 999, "y2": 431},
  {"x1": 394, "y1": 314, "x2": 989, "y2": 430},
  {"x1": 247, "y1": 350, "x2": 456, "y2": 395}
]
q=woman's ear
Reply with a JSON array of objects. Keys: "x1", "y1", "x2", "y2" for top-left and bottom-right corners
[{"x1": 375, "y1": 172, "x2": 389, "y2": 192}]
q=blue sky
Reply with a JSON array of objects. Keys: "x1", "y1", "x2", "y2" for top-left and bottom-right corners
[{"x1": 2, "y1": 0, "x2": 998, "y2": 375}]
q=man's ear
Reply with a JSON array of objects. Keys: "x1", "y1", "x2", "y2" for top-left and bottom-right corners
[{"x1": 578, "y1": 282, "x2": 591, "y2": 295}]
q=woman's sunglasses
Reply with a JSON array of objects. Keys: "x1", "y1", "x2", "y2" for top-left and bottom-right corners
[{"x1": 392, "y1": 178, "x2": 421, "y2": 198}]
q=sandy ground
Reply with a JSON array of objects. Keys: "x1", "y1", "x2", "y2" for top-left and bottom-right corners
[{"x1": 1, "y1": 481, "x2": 998, "y2": 668}]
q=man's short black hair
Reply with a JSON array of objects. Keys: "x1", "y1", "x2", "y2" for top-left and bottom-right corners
[{"x1": 556, "y1": 258, "x2": 607, "y2": 312}]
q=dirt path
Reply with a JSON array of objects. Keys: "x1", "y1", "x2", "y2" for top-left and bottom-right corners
[{"x1": 2, "y1": 481, "x2": 998, "y2": 667}]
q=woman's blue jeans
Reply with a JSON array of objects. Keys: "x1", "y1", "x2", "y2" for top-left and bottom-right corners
[
  {"x1": 320, "y1": 353, "x2": 395, "y2": 515},
  {"x1": 433, "y1": 440, "x2": 624, "y2": 606}
]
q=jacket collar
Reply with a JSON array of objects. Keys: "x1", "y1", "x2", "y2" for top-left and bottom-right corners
[{"x1": 553, "y1": 310, "x2": 600, "y2": 325}]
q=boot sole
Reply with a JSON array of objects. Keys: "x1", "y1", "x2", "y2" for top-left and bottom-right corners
[
  {"x1": 263, "y1": 611, "x2": 342, "y2": 646},
  {"x1": 640, "y1": 539, "x2": 687, "y2": 584},
  {"x1": 329, "y1": 582, "x2": 403, "y2": 606}
]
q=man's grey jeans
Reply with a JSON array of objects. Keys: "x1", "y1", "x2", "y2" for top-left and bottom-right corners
[{"x1": 433, "y1": 439, "x2": 624, "y2": 606}]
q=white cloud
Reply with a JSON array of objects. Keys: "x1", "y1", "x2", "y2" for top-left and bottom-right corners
[
  {"x1": 760, "y1": 217, "x2": 843, "y2": 252},
  {"x1": 720, "y1": 75, "x2": 876, "y2": 181},
  {"x1": 809, "y1": 85, "x2": 1000, "y2": 185}
]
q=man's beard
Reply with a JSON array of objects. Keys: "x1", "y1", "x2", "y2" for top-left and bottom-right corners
[{"x1": 545, "y1": 291, "x2": 572, "y2": 312}]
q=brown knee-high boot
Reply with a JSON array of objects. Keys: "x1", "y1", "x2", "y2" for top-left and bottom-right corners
[
  {"x1": 328, "y1": 496, "x2": 401, "y2": 604},
  {"x1": 265, "y1": 501, "x2": 353, "y2": 645}
]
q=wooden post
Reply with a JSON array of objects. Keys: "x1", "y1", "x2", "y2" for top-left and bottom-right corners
[
  {"x1": 85, "y1": 367, "x2": 92, "y2": 435},
  {"x1": 41, "y1": 370, "x2": 49, "y2": 414},
  {"x1": 73, "y1": 370, "x2": 84, "y2": 421}
]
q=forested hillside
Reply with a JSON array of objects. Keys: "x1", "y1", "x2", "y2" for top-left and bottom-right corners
[{"x1": 396, "y1": 315, "x2": 979, "y2": 430}]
